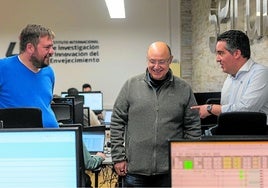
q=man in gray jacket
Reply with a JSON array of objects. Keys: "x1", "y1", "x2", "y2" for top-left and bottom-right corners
[{"x1": 110, "y1": 41, "x2": 201, "y2": 187}]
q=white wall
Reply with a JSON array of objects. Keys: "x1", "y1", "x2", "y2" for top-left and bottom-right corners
[{"x1": 0, "y1": 0, "x2": 176, "y2": 109}]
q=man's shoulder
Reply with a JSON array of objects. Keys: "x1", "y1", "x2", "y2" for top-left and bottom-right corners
[
  {"x1": 0, "y1": 56, "x2": 19, "y2": 71},
  {"x1": 173, "y1": 76, "x2": 191, "y2": 87},
  {"x1": 41, "y1": 65, "x2": 55, "y2": 74},
  {"x1": 0, "y1": 55, "x2": 18, "y2": 64},
  {"x1": 255, "y1": 63, "x2": 268, "y2": 71},
  {"x1": 127, "y1": 73, "x2": 145, "y2": 82}
]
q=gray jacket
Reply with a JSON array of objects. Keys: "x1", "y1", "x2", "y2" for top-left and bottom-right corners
[{"x1": 111, "y1": 69, "x2": 201, "y2": 176}]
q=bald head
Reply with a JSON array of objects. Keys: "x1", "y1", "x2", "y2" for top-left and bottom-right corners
[
  {"x1": 147, "y1": 41, "x2": 173, "y2": 80},
  {"x1": 147, "y1": 41, "x2": 172, "y2": 58}
]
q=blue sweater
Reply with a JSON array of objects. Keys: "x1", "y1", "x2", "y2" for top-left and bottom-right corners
[{"x1": 0, "y1": 55, "x2": 58, "y2": 128}]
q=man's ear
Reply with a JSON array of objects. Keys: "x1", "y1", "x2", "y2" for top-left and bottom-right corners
[
  {"x1": 26, "y1": 43, "x2": 35, "y2": 54},
  {"x1": 233, "y1": 49, "x2": 241, "y2": 59}
]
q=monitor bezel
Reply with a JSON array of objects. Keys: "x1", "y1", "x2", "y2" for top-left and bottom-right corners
[
  {"x1": 168, "y1": 136, "x2": 268, "y2": 187},
  {"x1": 0, "y1": 127, "x2": 82, "y2": 187}
]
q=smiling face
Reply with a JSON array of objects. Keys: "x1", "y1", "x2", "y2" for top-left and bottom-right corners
[
  {"x1": 147, "y1": 42, "x2": 173, "y2": 80},
  {"x1": 31, "y1": 36, "x2": 55, "y2": 68}
]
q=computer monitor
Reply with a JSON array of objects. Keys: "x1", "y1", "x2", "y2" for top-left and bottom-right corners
[
  {"x1": 53, "y1": 97, "x2": 84, "y2": 125},
  {"x1": 0, "y1": 108, "x2": 43, "y2": 128},
  {"x1": 169, "y1": 136, "x2": 268, "y2": 188},
  {"x1": 78, "y1": 91, "x2": 103, "y2": 114},
  {"x1": 61, "y1": 91, "x2": 103, "y2": 114},
  {"x1": 61, "y1": 92, "x2": 68, "y2": 98},
  {"x1": 103, "y1": 109, "x2": 112, "y2": 124},
  {"x1": 0, "y1": 127, "x2": 82, "y2": 188},
  {"x1": 82, "y1": 125, "x2": 106, "y2": 155},
  {"x1": 52, "y1": 97, "x2": 75, "y2": 124},
  {"x1": 194, "y1": 92, "x2": 221, "y2": 105},
  {"x1": 193, "y1": 92, "x2": 221, "y2": 129}
]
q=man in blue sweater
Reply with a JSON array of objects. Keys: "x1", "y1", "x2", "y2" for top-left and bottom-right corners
[{"x1": 0, "y1": 24, "x2": 58, "y2": 128}]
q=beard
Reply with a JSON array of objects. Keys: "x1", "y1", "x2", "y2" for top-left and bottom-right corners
[{"x1": 31, "y1": 53, "x2": 50, "y2": 68}]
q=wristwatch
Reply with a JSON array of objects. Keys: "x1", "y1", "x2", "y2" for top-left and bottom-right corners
[{"x1": 207, "y1": 104, "x2": 213, "y2": 115}]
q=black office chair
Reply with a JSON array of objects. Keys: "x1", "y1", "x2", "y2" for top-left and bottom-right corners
[
  {"x1": 205, "y1": 98, "x2": 221, "y2": 104},
  {"x1": 214, "y1": 111, "x2": 267, "y2": 135},
  {"x1": 0, "y1": 108, "x2": 43, "y2": 128}
]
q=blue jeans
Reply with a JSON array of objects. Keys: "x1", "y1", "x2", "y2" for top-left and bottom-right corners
[{"x1": 123, "y1": 173, "x2": 171, "y2": 187}]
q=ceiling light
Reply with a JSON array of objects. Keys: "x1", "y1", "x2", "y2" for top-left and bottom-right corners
[{"x1": 105, "y1": 0, "x2": 126, "y2": 19}]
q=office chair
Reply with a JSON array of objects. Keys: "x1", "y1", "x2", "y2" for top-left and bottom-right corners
[
  {"x1": 205, "y1": 98, "x2": 221, "y2": 104},
  {"x1": 214, "y1": 111, "x2": 267, "y2": 135},
  {"x1": 0, "y1": 108, "x2": 43, "y2": 128}
]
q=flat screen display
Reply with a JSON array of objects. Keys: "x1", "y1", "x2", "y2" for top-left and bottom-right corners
[
  {"x1": 78, "y1": 92, "x2": 103, "y2": 112},
  {"x1": 61, "y1": 91, "x2": 103, "y2": 113},
  {"x1": 169, "y1": 137, "x2": 268, "y2": 187},
  {"x1": 0, "y1": 128, "x2": 81, "y2": 188}
]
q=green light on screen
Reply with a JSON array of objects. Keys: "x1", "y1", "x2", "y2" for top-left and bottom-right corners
[
  {"x1": 239, "y1": 170, "x2": 245, "y2": 179},
  {"x1": 183, "y1": 160, "x2": 193, "y2": 170}
]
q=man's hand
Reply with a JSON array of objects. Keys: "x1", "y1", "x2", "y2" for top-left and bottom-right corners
[
  {"x1": 114, "y1": 161, "x2": 127, "y2": 176},
  {"x1": 191, "y1": 105, "x2": 211, "y2": 119}
]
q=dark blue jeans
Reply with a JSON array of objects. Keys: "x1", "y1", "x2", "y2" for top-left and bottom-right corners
[{"x1": 123, "y1": 173, "x2": 171, "y2": 187}]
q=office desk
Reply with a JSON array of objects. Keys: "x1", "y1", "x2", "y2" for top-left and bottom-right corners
[
  {"x1": 88, "y1": 152, "x2": 118, "y2": 188},
  {"x1": 103, "y1": 154, "x2": 112, "y2": 165},
  {"x1": 87, "y1": 163, "x2": 118, "y2": 188}
]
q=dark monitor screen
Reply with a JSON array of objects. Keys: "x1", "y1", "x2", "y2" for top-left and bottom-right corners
[
  {"x1": 0, "y1": 108, "x2": 43, "y2": 128},
  {"x1": 169, "y1": 136, "x2": 268, "y2": 188},
  {"x1": 194, "y1": 92, "x2": 221, "y2": 105},
  {"x1": 0, "y1": 127, "x2": 81, "y2": 187},
  {"x1": 52, "y1": 97, "x2": 75, "y2": 124},
  {"x1": 193, "y1": 92, "x2": 221, "y2": 126}
]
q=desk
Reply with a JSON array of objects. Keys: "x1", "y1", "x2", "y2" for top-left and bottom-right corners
[
  {"x1": 87, "y1": 163, "x2": 118, "y2": 188},
  {"x1": 90, "y1": 152, "x2": 117, "y2": 188},
  {"x1": 103, "y1": 154, "x2": 112, "y2": 165}
]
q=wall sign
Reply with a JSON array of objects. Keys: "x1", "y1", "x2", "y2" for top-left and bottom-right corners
[{"x1": 50, "y1": 40, "x2": 100, "y2": 64}]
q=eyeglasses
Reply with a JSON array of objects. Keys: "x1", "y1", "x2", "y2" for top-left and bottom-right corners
[{"x1": 147, "y1": 57, "x2": 171, "y2": 65}]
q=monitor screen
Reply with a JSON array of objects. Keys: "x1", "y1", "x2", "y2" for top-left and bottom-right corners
[
  {"x1": 82, "y1": 126, "x2": 106, "y2": 155},
  {"x1": 61, "y1": 91, "x2": 103, "y2": 113},
  {"x1": 169, "y1": 137, "x2": 268, "y2": 188},
  {"x1": 193, "y1": 92, "x2": 221, "y2": 126},
  {"x1": 103, "y1": 109, "x2": 112, "y2": 125},
  {"x1": 0, "y1": 128, "x2": 81, "y2": 188},
  {"x1": 78, "y1": 92, "x2": 103, "y2": 113},
  {"x1": 194, "y1": 92, "x2": 221, "y2": 105},
  {"x1": 52, "y1": 97, "x2": 75, "y2": 124}
]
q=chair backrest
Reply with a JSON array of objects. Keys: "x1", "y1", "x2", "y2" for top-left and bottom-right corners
[
  {"x1": 215, "y1": 111, "x2": 267, "y2": 135},
  {"x1": 205, "y1": 98, "x2": 221, "y2": 104},
  {"x1": 0, "y1": 108, "x2": 43, "y2": 128}
]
